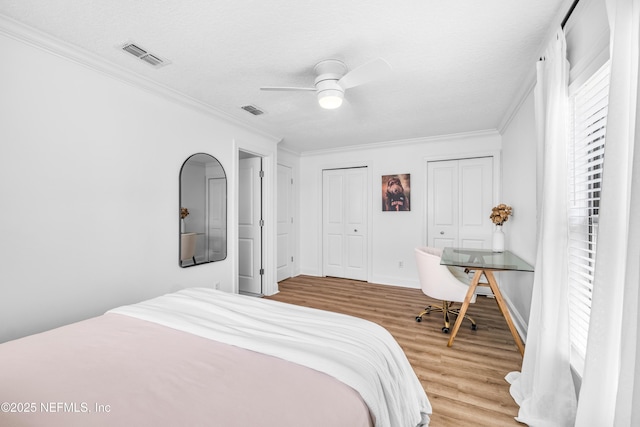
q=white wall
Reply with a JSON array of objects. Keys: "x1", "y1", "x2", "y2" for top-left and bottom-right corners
[
  {"x1": 0, "y1": 24, "x2": 277, "y2": 342},
  {"x1": 564, "y1": 0, "x2": 609, "y2": 88},
  {"x1": 500, "y1": 90, "x2": 538, "y2": 332},
  {"x1": 298, "y1": 132, "x2": 502, "y2": 287}
]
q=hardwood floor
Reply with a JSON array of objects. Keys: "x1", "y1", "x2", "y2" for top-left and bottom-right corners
[{"x1": 266, "y1": 275, "x2": 524, "y2": 427}]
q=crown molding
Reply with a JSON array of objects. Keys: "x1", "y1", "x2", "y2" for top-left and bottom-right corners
[
  {"x1": 497, "y1": 68, "x2": 536, "y2": 134},
  {"x1": 0, "y1": 14, "x2": 282, "y2": 144},
  {"x1": 276, "y1": 144, "x2": 300, "y2": 157},
  {"x1": 299, "y1": 129, "x2": 501, "y2": 157}
]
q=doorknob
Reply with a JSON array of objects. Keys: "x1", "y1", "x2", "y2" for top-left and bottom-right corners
[
  {"x1": 354, "y1": 229, "x2": 358, "y2": 232},
  {"x1": 440, "y1": 231, "x2": 444, "y2": 235}
]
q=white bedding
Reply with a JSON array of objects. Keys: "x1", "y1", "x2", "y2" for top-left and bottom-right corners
[{"x1": 109, "y1": 287, "x2": 431, "y2": 427}]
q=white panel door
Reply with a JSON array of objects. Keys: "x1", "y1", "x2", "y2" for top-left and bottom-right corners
[
  {"x1": 276, "y1": 164, "x2": 294, "y2": 282},
  {"x1": 323, "y1": 168, "x2": 367, "y2": 281},
  {"x1": 238, "y1": 157, "x2": 262, "y2": 295},
  {"x1": 428, "y1": 160, "x2": 459, "y2": 249},
  {"x1": 207, "y1": 177, "x2": 226, "y2": 261},
  {"x1": 428, "y1": 157, "x2": 493, "y2": 249},
  {"x1": 459, "y1": 158, "x2": 493, "y2": 249},
  {"x1": 323, "y1": 171, "x2": 345, "y2": 278}
]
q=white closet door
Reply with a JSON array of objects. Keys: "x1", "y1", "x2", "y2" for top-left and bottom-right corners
[
  {"x1": 458, "y1": 158, "x2": 493, "y2": 248},
  {"x1": 428, "y1": 157, "x2": 493, "y2": 249},
  {"x1": 428, "y1": 160, "x2": 459, "y2": 248},
  {"x1": 322, "y1": 168, "x2": 368, "y2": 281},
  {"x1": 276, "y1": 164, "x2": 294, "y2": 282}
]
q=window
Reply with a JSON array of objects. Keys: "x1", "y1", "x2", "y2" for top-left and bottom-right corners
[{"x1": 567, "y1": 61, "x2": 610, "y2": 374}]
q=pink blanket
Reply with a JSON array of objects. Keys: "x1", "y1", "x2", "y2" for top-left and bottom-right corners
[{"x1": 0, "y1": 313, "x2": 372, "y2": 426}]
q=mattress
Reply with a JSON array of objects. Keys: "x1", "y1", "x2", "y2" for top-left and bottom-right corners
[{"x1": 0, "y1": 287, "x2": 431, "y2": 426}]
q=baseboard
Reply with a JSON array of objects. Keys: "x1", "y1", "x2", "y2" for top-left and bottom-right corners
[
  {"x1": 369, "y1": 275, "x2": 420, "y2": 289},
  {"x1": 500, "y1": 292, "x2": 528, "y2": 343},
  {"x1": 295, "y1": 272, "x2": 421, "y2": 289},
  {"x1": 298, "y1": 268, "x2": 322, "y2": 277}
]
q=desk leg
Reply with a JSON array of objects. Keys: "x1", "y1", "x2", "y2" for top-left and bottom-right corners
[
  {"x1": 447, "y1": 269, "x2": 482, "y2": 348},
  {"x1": 484, "y1": 271, "x2": 525, "y2": 356}
]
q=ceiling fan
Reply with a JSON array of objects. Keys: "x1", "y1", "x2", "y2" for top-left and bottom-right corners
[{"x1": 260, "y1": 58, "x2": 392, "y2": 110}]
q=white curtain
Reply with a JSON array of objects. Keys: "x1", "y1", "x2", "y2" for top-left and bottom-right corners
[
  {"x1": 575, "y1": 0, "x2": 640, "y2": 425},
  {"x1": 505, "y1": 29, "x2": 578, "y2": 426}
]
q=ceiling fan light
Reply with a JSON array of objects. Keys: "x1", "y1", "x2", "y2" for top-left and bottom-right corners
[{"x1": 317, "y1": 89, "x2": 344, "y2": 109}]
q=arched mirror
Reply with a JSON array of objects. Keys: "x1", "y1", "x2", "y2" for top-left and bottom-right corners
[{"x1": 179, "y1": 153, "x2": 227, "y2": 267}]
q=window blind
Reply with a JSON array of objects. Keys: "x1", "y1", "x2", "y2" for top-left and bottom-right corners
[{"x1": 567, "y1": 61, "x2": 610, "y2": 373}]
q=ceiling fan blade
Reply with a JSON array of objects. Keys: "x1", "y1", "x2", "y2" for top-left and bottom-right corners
[
  {"x1": 260, "y1": 86, "x2": 316, "y2": 92},
  {"x1": 337, "y1": 58, "x2": 392, "y2": 90}
]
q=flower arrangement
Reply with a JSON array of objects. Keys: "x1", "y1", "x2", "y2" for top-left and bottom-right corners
[
  {"x1": 490, "y1": 204, "x2": 512, "y2": 226},
  {"x1": 180, "y1": 207, "x2": 190, "y2": 219}
]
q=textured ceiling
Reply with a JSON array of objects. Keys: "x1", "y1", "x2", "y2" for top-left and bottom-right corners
[{"x1": 0, "y1": 1, "x2": 567, "y2": 153}]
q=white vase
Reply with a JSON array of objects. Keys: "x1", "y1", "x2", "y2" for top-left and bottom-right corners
[
  {"x1": 492, "y1": 225, "x2": 505, "y2": 252},
  {"x1": 181, "y1": 219, "x2": 185, "y2": 233}
]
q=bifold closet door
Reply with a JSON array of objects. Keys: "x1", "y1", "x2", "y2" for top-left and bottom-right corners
[
  {"x1": 322, "y1": 168, "x2": 368, "y2": 281},
  {"x1": 427, "y1": 157, "x2": 493, "y2": 249}
]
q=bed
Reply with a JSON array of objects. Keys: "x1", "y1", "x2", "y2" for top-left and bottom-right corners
[{"x1": 0, "y1": 288, "x2": 431, "y2": 426}]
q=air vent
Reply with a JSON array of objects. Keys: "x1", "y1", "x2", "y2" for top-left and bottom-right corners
[
  {"x1": 120, "y1": 43, "x2": 169, "y2": 68},
  {"x1": 122, "y1": 43, "x2": 147, "y2": 57},
  {"x1": 241, "y1": 105, "x2": 265, "y2": 116},
  {"x1": 140, "y1": 54, "x2": 164, "y2": 66}
]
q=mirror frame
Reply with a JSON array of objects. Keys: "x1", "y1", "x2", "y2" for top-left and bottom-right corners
[{"x1": 179, "y1": 153, "x2": 227, "y2": 267}]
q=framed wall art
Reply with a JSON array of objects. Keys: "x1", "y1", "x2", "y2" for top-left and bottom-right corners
[{"x1": 381, "y1": 174, "x2": 410, "y2": 211}]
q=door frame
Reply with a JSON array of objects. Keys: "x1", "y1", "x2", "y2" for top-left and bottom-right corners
[
  {"x1": 276, "y1": 163, "x2": 295, "y2": 282},
  {"x1": 234, "y1": 141, "x2": 278, "y2": 296},
  {"x1": 422, "y1": 149, "x2": 502, "y2": 247},
  {"x1": 238, "y1": 154, "x2": 263, "y2": 295},
  {"x1": 318, "y1": 161, "x2": 372, "y2": 281}
]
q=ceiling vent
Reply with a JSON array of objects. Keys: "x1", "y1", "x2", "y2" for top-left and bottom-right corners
[
  {"x1": 241, "y1": 105, "x2": 265, "y2": 116},
  {"x1": 120, "y1": 42, "x2": 170, "y2": 68}
]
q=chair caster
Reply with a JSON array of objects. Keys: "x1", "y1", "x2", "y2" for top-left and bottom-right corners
[
  {"x1": 415, "y1": 316, "x2": 422, "y2": 322},
  {"x1": 442, "y1": 327, "x2": 450, "y2": 334}
]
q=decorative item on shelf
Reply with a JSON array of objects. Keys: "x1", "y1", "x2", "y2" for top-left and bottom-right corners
[
  {"x1": 180, "y1": 207, "x2": 190, "y2": 233},
  {"x1": 490, "y1": 204, "x2": 512, "y2": 252}
]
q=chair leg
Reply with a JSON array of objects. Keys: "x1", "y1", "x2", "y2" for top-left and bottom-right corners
[
  {"x1": 415, "y1": 306, "x2": 432, "y2": 322},
  {"x1": 415, "y1": 300, "x2": 477, "y2": 333},
  {"x1": 442, "y1": 301, "x2": 451, "y2": 332}
]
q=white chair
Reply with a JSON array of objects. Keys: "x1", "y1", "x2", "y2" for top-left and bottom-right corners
[
  {"x1": 414, "y1": 247, "x2": 477, "y2": 333},
  {"x1": 180, "y1": 233, "x2": 197, "y2": 266}
]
